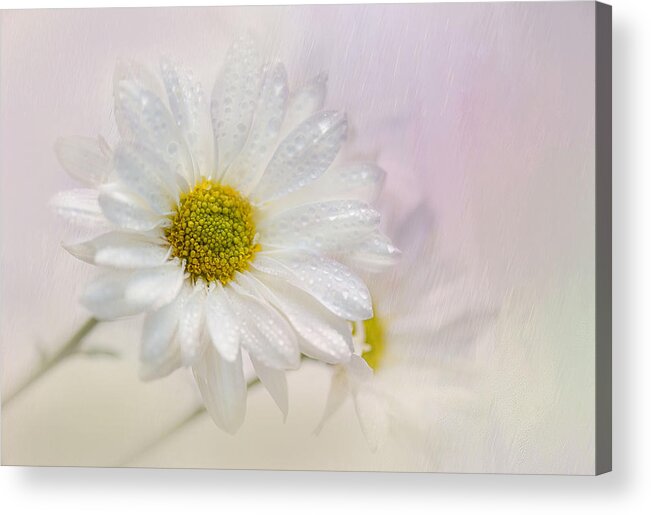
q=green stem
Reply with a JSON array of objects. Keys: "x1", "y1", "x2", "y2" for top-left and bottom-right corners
[
  {"x1": 121, "y1": 377, "x2": 261, "y2": 466},
  {"x1": 2, "y1": 317, "x2": 99, "y2": 407}
]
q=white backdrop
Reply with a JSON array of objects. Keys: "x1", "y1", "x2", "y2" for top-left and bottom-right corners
[{"x1": 0, "y1": 0, "x2": 648, "y2": 513}]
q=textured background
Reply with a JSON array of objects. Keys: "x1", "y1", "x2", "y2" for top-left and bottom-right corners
[{"x1": 1, "y1": 3, "x2": 595, "y2": 473}]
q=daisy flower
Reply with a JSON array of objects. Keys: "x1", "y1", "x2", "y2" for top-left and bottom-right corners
[
  {"x1": 50, "y1": 36, "x2": 398, "y2": 433},
  {"x1": 318, "y1": 204, "x2": 496, "y2": 454}
]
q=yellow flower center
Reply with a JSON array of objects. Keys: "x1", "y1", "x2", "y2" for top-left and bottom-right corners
[
  {"x1": 165, "y1": 179, "x2": 259, "y2": 284},
  {"x1": 355, "y1": 314, "x2": 386, "y2": 370}
]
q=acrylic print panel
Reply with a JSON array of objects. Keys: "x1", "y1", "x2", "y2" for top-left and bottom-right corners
[{"x1": 0, "y1": 2, "x2": 611, "y2": 474}]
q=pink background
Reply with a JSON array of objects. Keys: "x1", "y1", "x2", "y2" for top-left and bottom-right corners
[{"x1": 1, "y1": 3, "x2": 596, "y2": 473}]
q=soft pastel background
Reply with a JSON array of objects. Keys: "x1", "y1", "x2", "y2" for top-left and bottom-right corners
[{"x1": 1, "y1": 2, "x2": 595, "y2": 473}]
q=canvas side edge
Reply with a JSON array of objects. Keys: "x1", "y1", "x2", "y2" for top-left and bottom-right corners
[{"x1": 595, "y1": 0, "x2": 612, "y2": 476}]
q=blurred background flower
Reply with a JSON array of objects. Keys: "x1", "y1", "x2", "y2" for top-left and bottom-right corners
[{"x1": 318, "y1": 202, "x2": 498, "y2": 459}]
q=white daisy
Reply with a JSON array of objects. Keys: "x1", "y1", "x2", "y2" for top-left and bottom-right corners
[
  {"x1": 318, "y1": 204, "x2": 496, "y2": 455},
  {"x1": 50, "y1": 36, "x2": 398, "y2": 434}
]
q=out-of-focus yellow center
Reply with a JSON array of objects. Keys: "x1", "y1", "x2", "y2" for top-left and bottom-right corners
[
  {"x1": 355, "y1": 314, "x2": 386, "y2": 370},
  {"x1": 165, "y1": 179, "x2": 259, "y2": 284}
]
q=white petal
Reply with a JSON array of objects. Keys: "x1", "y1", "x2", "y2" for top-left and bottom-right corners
[
  {"x1": 113, "y1": 60, "x2": 166, "y2": 139},
  {"x1": 351, "y1": 378, "x2": 389, "y2": 451},
  {"x1": 177, "y1": 283, "x2": 207, "y2": 366},
  {"x1": 315, "y1": 364, "x2": 350, "y2": 434},
  {"x1": 316, "y1": 163, "x2": 386, "y2": 203},
  {"x1": 332, "y1": 354, "x2": 386, "y2": 451},
  {"x1": 226, "y1": 285, "x2": 300, "y2": 369},
  {"x1": 50, "y1": 189, "x2": 108, "y2": 227},
  {"x1": 63, "y1": 231, "x2": 169, "y2": 268},
  {"x1": 205, "y1": 283, "x2": 240, "y2": 362},
  {"x1": 160, "y1": 59, "x2": 212, "y2": 181},
  {"x1": 281, "y1": 73, "x2": 327, "y2": 136},
  {"x1": 259, "y1": 200, "x2": 380, "y2": 253},
  {"x1": 252, "y1": 251, "x2": 372, "y2": 321},
  {"x1": 139, "y1": 346, "x2": 181, "y2": 381},
  {"x1": 252, "y1": 111, "x2": 347, "y2": 204},
  {"x1": 140, "y1": 292, "x2": 184, "y2": 378},
  {"x1": 222, "y1": 64, "x2": 288, "y2": 192},
  {"x1": 80, "y1": 264, "x2": 184, "y2": 319},
  {"x1": 211, "y1": 35, "x2": 263, "y2": 174},
  {"x1": 124, "y1": 265, "x2": 185, "y2": 308},
  {"x1": 54, "y1": 136, "x2": 112, "y2": 186},
  {"x1": 251, "y1": 357, "x2": 288, "y2": 419},
  {"x1": 193, "y1": 346, "x2": 246, "y2": 434},
  {"x1": 98, "y1": 183, "x2": 163, "y2": 231},
  {"x1": 113, "y1": 143, "x2": 178, "y2": 214},
  {"x1": 316, "y1": 356, "x2": 374, "y2": 437},
  {"x1": 346, "y1": 353, "x2": 374, "y2": 384},
  {"x1": 115, "y1": 79, "x2": 194, "y2": 183},
  {"x1": 239, "y1": 273, "x2": 352, "y2": 364},
  {"x1": 161, "y1": 58, "x2": 198, "y2": 135},
  {"x1": 261, "y1": 163, "x2": 386, "y2": 217},
  {"x1": 344, "y1": 230, "x2": 401, "y2": 272}
]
